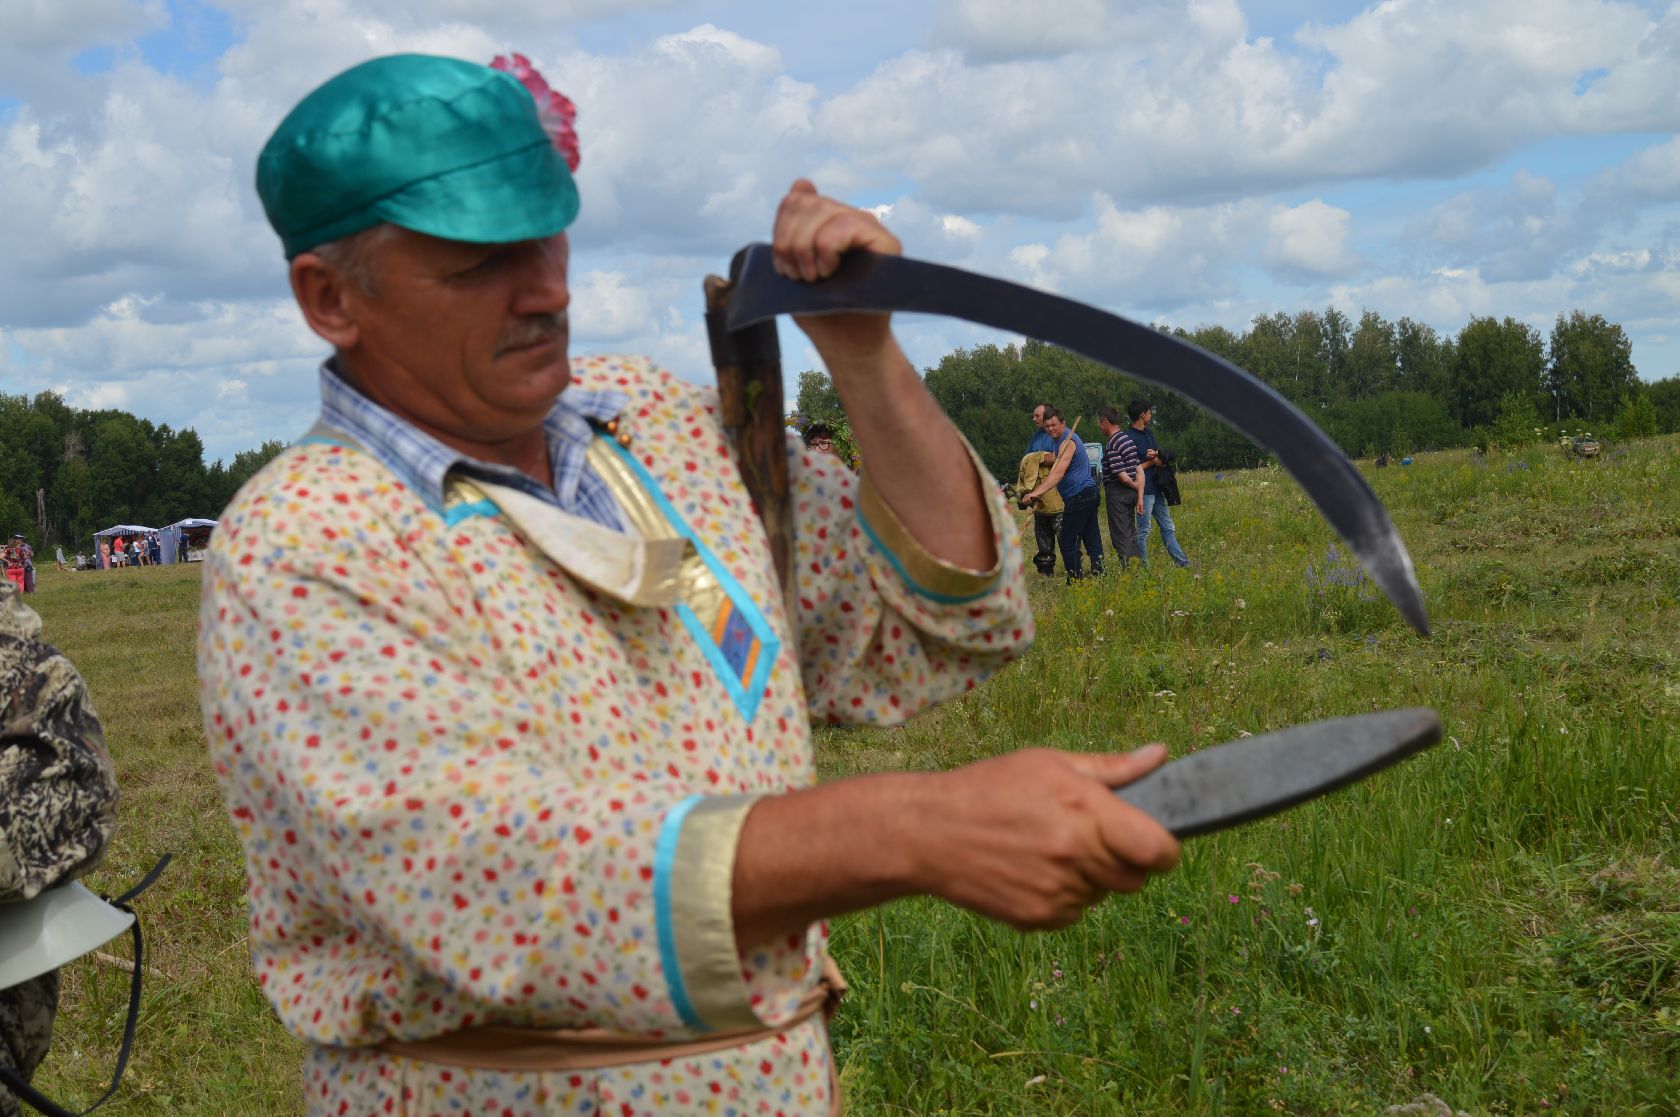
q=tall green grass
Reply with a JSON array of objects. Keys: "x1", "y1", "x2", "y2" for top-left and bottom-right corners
[{"x1": 28, "y1": 437, "x2": 1680, "y2": 1115}]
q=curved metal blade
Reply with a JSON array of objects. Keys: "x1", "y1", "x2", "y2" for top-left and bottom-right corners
[
  {"x1": 1115, "y1": 708, "x2": 1442, "y2": 838},
  {"x1": 725, "y1": 243, "x2": 1430, "y2": 634}
]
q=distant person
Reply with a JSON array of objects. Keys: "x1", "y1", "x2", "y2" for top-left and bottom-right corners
[
  {"x1": 98, "y1": 541, "x2": 110, "y2": 570},
  {"x1": 1097, "y1": 407, "x2": 1143, "y2": 569},
  {"x1": 54, "y1": 546, "x2": 67, "y2": 573},
  {"x1": 1020, "y1": 407, "x2": 1104, "y2": 580},
  {"x1": 1125, "y1": 399, "x2": 1190, "y2": 569},
  {"x1": 112, "y1": 538, "x2": 127, "y2": 568},
  {"x1": 802, "y1": 422, "x2": 838, "y2": 457},
  {"x1": 1015, "y1": 447, "x2": 1064, "y2": 576},
  {"x1": 1023, "y1": 403, "x2": 1061, "y2": 574},
  {"x1": 10, "y1": 536, "x2": 34, "y2": 593},
  {"x1": 1, "y1": 544, "x2": 22, "y2": 594},
  {"x1": 148, "y1": 534, "x2": 162, "y2": 566},
  {"x1": 1027, "y1": 402, "x2": 1056, "y2": 455}
]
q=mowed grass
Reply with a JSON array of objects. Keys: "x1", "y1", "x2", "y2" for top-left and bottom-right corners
[{"x1": 26, "y1": 436, "x2": 1680, "y2": 1115}]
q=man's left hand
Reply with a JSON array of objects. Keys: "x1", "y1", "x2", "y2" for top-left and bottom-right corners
[{"x1": 772, "y1": 179, "x2": 901, "y2": 362}]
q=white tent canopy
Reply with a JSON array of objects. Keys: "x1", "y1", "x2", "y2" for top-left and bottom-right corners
[
  {"x1": 91, "y1": 524, "x2": 154, "y2": 570},
  {"x1": 160, "y1": 518, "x2": 219, "y2": 564}
]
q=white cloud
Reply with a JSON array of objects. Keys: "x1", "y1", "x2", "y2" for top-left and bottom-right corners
[
  {"x1": 934, "y1": 0, "x2": 1176, "y2": 61},
  {"x1": 823, "y1": 0, "x2": 1680, "y2": 216},
  {"x1": 7, "y1": 0, "x2": 1680, "y2": 472},
  {"x1": 1266, "y1": 199, "x2": 1355, "y2": 279},
  {"x1": 0, "y1": 0, "x2": 166, "y2": 53}
]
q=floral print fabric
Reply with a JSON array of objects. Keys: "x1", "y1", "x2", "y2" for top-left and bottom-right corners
[{"x1": 199, "y1": 355, "x2": 1031, "y2": 1115}]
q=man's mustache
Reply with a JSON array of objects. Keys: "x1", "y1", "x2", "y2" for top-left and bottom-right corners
[{"x1": 493, "y1": 312, "x2": 568, "y2": 357}]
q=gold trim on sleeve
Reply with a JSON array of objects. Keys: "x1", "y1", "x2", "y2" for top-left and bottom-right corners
[
  {"x1": 668, "y1": 793, "x2": 765, "y2": 1030},
  {"x1": 856, "y1": 436, "x2": 1004, "y2": 601}
]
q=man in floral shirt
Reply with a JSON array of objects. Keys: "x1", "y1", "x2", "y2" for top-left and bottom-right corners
[{"x1": 201, "y1": 53, "x2": 1178, "y2": 1115}]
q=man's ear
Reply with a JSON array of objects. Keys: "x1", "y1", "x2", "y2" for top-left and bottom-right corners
[{"x1": 290, "y1": 253, "x2": 361, "y2": 350}]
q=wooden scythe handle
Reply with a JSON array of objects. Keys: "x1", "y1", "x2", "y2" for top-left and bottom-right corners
[{"x1": 705, "y1": 259, "x2": 793, "y2": 602}]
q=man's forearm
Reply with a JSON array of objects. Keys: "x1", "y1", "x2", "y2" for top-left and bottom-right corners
[
  {"x1": 819, "y1": 333, "x2": 994, "y2": 571},
  {"x1": 731, "y1": 746, "x2": 1182, "y2": 949},
  {"x1": 730, "y1": 773, "x2": 924, "y2": 948}
]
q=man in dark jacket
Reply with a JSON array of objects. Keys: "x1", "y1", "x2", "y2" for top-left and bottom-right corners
[{"x1": 1125, "y1": 399, "x2": 1191, "y2": 568}]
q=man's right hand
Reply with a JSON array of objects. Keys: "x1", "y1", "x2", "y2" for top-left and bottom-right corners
[
  {"x1": 731, "y1": 746, "x2": 1180, "y2": 946},
  {"x1": 903, "y1": 747, "x2": 1180, "y2": 930}
]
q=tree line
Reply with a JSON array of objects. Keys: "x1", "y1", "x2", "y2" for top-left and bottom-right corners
[
  {"x1": 0, "y1": 391, "x2": 286, "y2": 551},
  {"x1": 796, "y1": 308, "x2": 1680, "y2": 481}
]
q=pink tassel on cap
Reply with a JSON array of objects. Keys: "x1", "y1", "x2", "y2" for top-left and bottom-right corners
[{"x1": 491, "y1": 53, "x2": 580, "y2": 172}]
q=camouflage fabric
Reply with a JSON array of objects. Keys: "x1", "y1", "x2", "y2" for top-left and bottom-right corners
[
  {"x1": 0, "y1": 974, "x2": 56, "y2": 1117},
  {"x1": 0, "y1": 579, "x2": 117, "y2": 1113}
]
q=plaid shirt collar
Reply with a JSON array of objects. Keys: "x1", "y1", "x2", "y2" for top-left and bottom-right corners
[{"x1": 317, "y1": 361, "x2": 628, "y2": 530}]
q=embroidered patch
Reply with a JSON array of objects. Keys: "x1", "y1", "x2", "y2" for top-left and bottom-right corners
[
  {"x1": 711, "y1": 599, "x2": 764, "y2": 686},
  {"x1": 601, "y1": 436, "x2": 779, "y2": 722}
]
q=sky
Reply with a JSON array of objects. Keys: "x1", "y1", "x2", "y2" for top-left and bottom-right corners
[{"x1": 2, "y1": 0, "x2": 1679, "y2": 464}]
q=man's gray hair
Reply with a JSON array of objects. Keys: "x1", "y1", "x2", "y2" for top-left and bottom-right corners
[{"x1": 310, "y1": 223, "x2": 400, "y2": 295}]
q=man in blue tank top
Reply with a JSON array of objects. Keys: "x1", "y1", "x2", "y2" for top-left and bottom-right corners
[{"x1": 1020, "y1": 407, "x2": 1105, "y2": 579}]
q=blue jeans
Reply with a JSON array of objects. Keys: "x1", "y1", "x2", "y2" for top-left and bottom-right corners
[
  {"x1": 1137, "y1": 493, "x2": 1189, "y2": 567},
  {"x1": 1057, "y1": 488, "x2": 1104, "y2": 578}
]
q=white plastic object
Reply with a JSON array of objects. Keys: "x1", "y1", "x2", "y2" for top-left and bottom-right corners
[{"x1": 0, "y1": 881, "x2": 134, "y2": 991}]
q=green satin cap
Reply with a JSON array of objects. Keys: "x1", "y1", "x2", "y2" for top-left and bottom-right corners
[{"x1": 257, "y1": 54, "x2": 579, "y2": 259}]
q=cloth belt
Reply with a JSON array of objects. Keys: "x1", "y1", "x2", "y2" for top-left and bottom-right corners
[{"x1": 379, "y1": 957, "x2": 847, "y2": 1113}]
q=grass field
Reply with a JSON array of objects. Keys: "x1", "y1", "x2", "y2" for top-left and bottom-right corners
[{"x1": 25, "y1": 436, "x2": 1680, "y2": 1115}]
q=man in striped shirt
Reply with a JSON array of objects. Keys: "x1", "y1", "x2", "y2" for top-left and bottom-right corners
[{"x1": 1098, "y1": 406, "x2": 1144, "y2": 569}]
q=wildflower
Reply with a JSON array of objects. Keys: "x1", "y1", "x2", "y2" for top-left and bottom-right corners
[
  {"x1": 1230, "y1": 1005, "x2": 1242, "y2": 1015},
  {"x1": 1025, "y1": 1075, "x2": 1047, "y2": 1087},
  {"x1": 1234, "y1": 598, "x2": 1246, "y2": 609},
  {"x1": 1286, "y1": 883, "x2": 1303, "y2": 896},
  {"x1": 1171, "y1": 609, "x2": 1190, "y2": 618},
  {"x1": 1307, "y1": 917, "x2": 1320, "y2": 928},
  {"x1": 1180, "y1": 915, "x2": 1190, "y2": 925},
  {"x1": 1103, "y1": 608, "x2": 1114, "y2": 617},
  {"x1": 1237, "y1": 730, "x2": 1253, "y2": 738},
  {"x1": 1228, "y1": 894, "x2": 1240, "y2": 904}
]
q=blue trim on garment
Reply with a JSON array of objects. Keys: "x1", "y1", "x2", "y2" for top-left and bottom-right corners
[
  {"x1": 601, "y1": 435, "x2": 779, "y2": 723},
  {"x1": 855, "y1": 510, "x2": 997, "y2": 605},
  {"x1": 442, "y1": 499, "x2": 500, "y2": 526},
  {"x1": 653, "y1": 794, "x2": 706, "y2": 1031}
]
